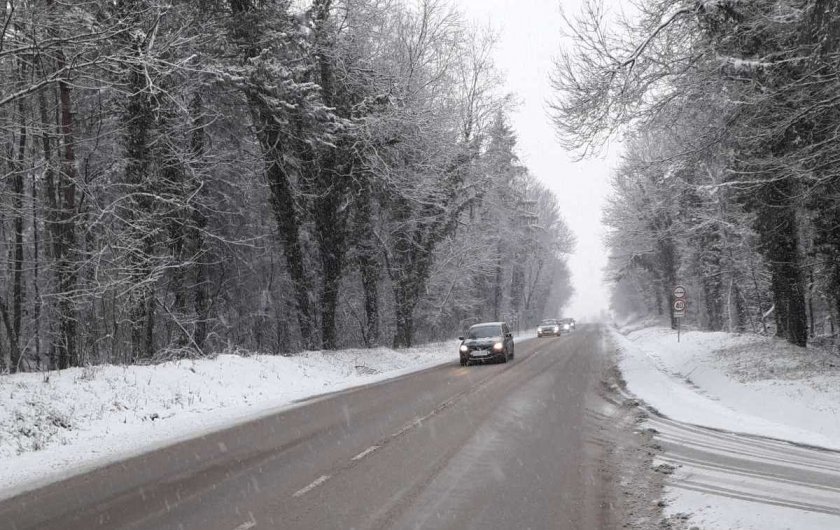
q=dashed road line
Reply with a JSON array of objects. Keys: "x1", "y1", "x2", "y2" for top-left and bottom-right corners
[
  {"x1": 292, "y1": 474, "x2": 332, "y2": 498},
  {"x1": 389, "y1": 349, "x2": 545, "y2": 440},
  {"x1": 232, "y1": 519, "x2": 256, "y2": 530},
  {"x1": 352, "y1": 445, "x2": 380, "y2": 461},
  {"x1": 294, "y1": 348, "x2": 549, "y2": 502}
]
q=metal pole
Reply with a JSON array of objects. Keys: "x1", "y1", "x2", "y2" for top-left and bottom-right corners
[{"x1": 678, "y1": 318, "x2": 681, "y2": 343}]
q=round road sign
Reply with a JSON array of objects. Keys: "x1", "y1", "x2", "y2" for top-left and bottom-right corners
[
  {"x1": 673, "y1": 300, "x2": 686, "y2": 311},
  {"x1": 673, "y1": 285, "x2": 687, "y2": 299}
]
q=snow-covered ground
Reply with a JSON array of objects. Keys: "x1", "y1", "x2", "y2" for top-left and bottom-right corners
[
  {"x1": 0, "y1": 342, "x2": 464, "y2": 499},
  {"x1": 612, "y1": 324, "x2": 840, "y2": 529},
  {"x1": 613, "y1": 325, "x2": 840, "y2": 449}
]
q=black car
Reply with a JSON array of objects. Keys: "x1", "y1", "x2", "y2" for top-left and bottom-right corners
[{"x1": 458, "y1": 322, "x2": 515, "y2": 366}]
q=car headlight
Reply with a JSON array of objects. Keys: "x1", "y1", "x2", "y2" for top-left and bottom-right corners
[
  {"x1": 493, "y1": 342, "x2": 504, "y2": 351},
  {"x1": 554, "y1": 326, "x2": 559, "y2": 332},
  {"x1": 459, "y1": 344, "x2": 469, "y2": 353},
  {"x1": 564, "y1": 324, "x2": 570, "y2": 329}
]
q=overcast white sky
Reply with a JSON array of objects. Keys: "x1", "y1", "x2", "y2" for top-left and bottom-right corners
[{"x1": 456, "y1": 0, "x2": 619, "y2": 320}]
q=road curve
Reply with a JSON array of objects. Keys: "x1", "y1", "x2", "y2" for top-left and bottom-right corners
[{"x1": 1, "y1": 326, "x2": 620, "y2": 530}]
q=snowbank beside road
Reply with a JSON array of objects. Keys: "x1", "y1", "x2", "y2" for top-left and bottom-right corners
[
  {"x1": 612, "y1": 326, "x2": 840, "y2": 450},
  {"x1": 0, "y1": 342, "x2": 459, "y2": 499},
  {"x1": 612, "y1": 325, "x2": 840, "y2": 530}
]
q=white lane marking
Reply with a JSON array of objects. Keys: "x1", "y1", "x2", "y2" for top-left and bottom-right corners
[
  {"x1": 232, "y1": 520, "x2": 256, "y2": 530},
  {"x1": 351, "y1": 445, "x2": 380, "y2": 461},
  {"x1": 390, "y1": 408, "x2": 439, "y2": 438},
  {"x1": 292, "y1": 474, "x2": 331, "y2": 498}
]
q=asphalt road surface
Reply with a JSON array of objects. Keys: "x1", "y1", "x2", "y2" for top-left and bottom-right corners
[{"x1": 1, "y1": 326, "x2": 625, "y2": 530}]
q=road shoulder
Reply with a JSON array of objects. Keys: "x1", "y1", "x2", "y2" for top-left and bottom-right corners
[{"x1": 595, "y1": 354, "x2": 676, "y2": 529}]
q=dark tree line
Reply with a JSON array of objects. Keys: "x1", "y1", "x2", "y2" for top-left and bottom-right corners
[
  {"x1": 553, "y1": 0, "x2": 840, "y2": 347},
  {"x1": 0, "y1": 0, "x2": 574, "y2": 372}
]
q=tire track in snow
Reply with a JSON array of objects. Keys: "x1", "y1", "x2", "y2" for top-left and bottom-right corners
[{"x1": 646, "y1": 415, "x2": 840, "y2": 520}]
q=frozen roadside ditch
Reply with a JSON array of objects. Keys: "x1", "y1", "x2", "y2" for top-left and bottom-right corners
[{"x1": 611, "y1": 325, "x2": 840, "y2": 529}]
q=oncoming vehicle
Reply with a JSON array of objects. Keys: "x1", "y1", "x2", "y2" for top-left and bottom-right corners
[
  {"x1": 458, "y1": 322, "x2": 514, "y2": 366},
  {"x1": 558, "y1": 318, "x2": 575, "y2": 333},
  {"x1": 537, "y1": 319, "x2": 561, "y2": 337}
]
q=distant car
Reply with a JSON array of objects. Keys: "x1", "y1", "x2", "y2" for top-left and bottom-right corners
[
  {"x1": 558, "y1": 318, "x2": 575, "y2": 333},
  {"x1": 537, "y1": 319, "x2": 561, "y2": 337},
  {"x1": 458, "y1": 322, "x2": 514, "y2": 366}
]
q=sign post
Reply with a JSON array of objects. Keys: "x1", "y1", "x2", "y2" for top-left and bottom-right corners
[{"x1": 673, "y1": 285, "x2": 687, "y2": 343}]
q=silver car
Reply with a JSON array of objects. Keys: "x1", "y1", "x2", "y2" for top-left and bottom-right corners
[{"x1": 537, "y1": 319, "x2": 561, "y2": 337}]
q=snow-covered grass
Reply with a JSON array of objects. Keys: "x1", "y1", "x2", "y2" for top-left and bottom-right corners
[
  {"x1": 0, "y1": 342, "x2": 458, "y2": 499},
  {"x1": 612, "y1": 323, "x2": 840, "y2": 529},
  {"x1": 613, "y1": 325, "x2": 840, "y2": 450}
]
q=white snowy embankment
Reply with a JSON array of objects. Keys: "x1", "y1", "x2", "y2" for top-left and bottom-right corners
[
  {"x1": 613, "y1": 325, "x2": 840, "y2": 450},
  {"x1": 0, "y1": 341, "x2": 462, "y2": 499},
  {"x1": 612, "y1": 325, "x2": 840, "y2": 530}
]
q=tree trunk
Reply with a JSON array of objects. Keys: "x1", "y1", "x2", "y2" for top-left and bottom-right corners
[
  {"x1": 509, "y1": 251, "x2": 524, "y2": 320},
  {"x1": 32, "y1": 150, "x2": 41, "y2": 363},
  {"x1": 312, "y1": 0, "x2": 349, "y2": 350},
  {"x1": 758, "y1": 180, "x2": 807, "y2": 347},
  {"x1": 351, "y1": 181, "x2": 380, "y2": 347},
  {"x1": 192, "y1": 207, "x2": 209, "y2": 350},
  {"x1": 124, "y1": 54, "x2": 156, "y2": 361},
  {"x1": 189, "y1": 93, "x2": 209, "y2": 351},
  {"x1": 38, "y1": 85, "x2": 58, "y2": 367},
  {"x1": 257, "y1": 117, "x2": 316, "y2": 350},
  {"x1": 391, "y1": 240, "x2": 437, "y2": 348},
  {"x1": 360, "y1": 256, "x2": 380, "y2": 346},
  {"x1": 229, "y1": 0, "x2": 317, "y2": 350},
  {"x1": 393, "y1": 279, "x2": 418, "y2": 348},
  {"x1": 10, "y1": 84, "x2": 27, "y2": 371},
  {"x1": 56, "y1": 54, "x2": 79, "y2": 369},
  {"x1": 314, "y1": 171, "x2": 345, "y2": 349},
  {"x1": 732, "y1": 281, "x2": 748, "y2": 332},
  {"x1": 658, "y1": 238, "x2": 678, "y2": 329},
  {"x1": 492, "y1": 256, "x2": 503, "y2": 321}
]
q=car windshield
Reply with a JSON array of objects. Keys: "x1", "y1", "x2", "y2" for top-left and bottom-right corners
[
  {"x1": 540, "y1": 320, "x2": 556, "y2": 325},
  {"x1": 467, "y1": 325, "x2": 502, "y2": 339}
]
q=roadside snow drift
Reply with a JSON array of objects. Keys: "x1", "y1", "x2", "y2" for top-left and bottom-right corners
[
  {"x1": 613, "y1": 325, "x2": 840, "y2": 530},
  {"x1": 613, "y1": 326, "x2": 840, "y2": 450},
  {"x1": 0, "y1": 343, "x2": 456, "y2": 499}
]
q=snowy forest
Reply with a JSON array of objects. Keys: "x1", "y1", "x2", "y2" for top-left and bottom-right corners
[
  {"x1": 553, "y1": 0, "x2": 840, "y2": 348},
  {"x1": 0, "y1": 0, "x2": 575, "y2": 372}
]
